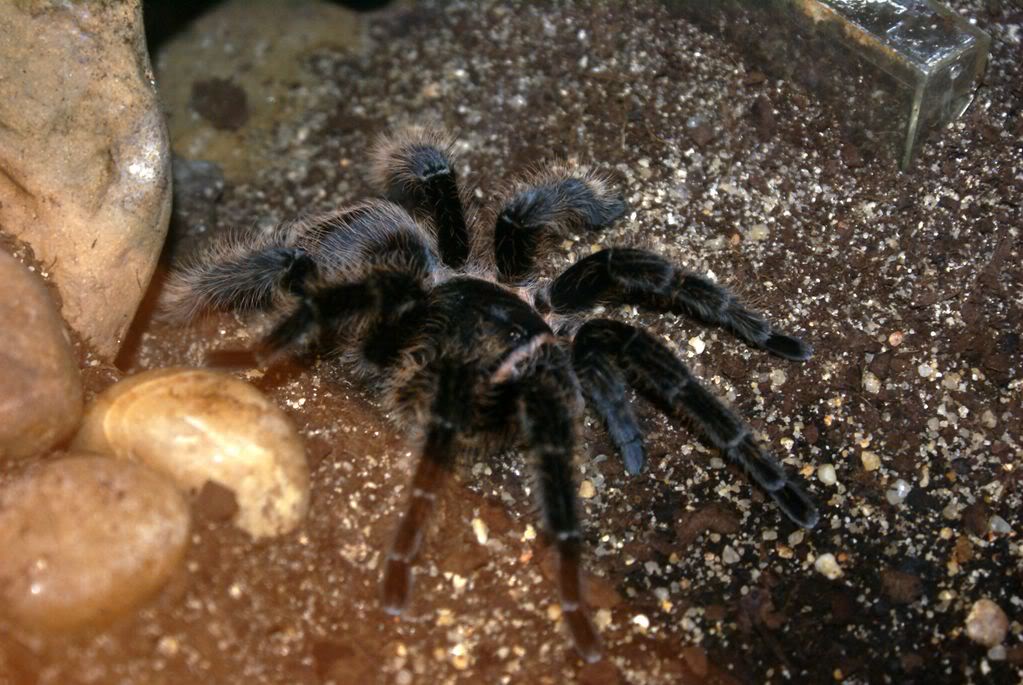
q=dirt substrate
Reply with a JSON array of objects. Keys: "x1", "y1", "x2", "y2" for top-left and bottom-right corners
[{"x1": 2, "y1": 1, "x2": 1021, "y2": 683}]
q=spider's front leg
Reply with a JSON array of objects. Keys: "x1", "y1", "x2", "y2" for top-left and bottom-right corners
[
  {"x1": 493, "y1": 166, "x2": 627, "y2": 283},
  {"x1": 161, "y1": 236, "x2": 319, "y2": 322},
  {"x1": 549, "y1": 248, "x2": 812, "y2": 361},
  {"x1": 163, "y1": 200, "x2": 441, "y2": 367},
  {"x1": 372, "y1": 126, "x2": 471, "y2": 268},
  {"x1": 574, "y1": 319, "x2": 818, "y2": 529},
  {"x1": 518, "y1": 346, "x2": 602, "y2": 663}
]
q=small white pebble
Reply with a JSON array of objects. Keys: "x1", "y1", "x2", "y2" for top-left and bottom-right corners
[
  {"x1": 918, "y1": 363, "x2": 933, "y2": 378},
  {"x1": 989, "y1": 515, "x2": 1011, "y2": 534},
  {"x1": 632, "y1": 614, "x2": 650, "y2": 630},
  {"x1": 966, "y1": 599, "x2": 1009, "y2": 647},
  {"x1": 862, "y1": 371, "x2": 881, "y2": 394},
  {"x1": 471, "y1": 517, "x2": 489, "y2": 545},
  {"x1": 885, "y1": 479, "x2": 912, "y2": 505},
  {"x1": 748, "y1": 223, "x2": 770, "y2": 241},
  {"x1": 688, "y1": 336, "x2": 705, "y2": 354},
  {"x1": 156, "y1": 636, "x2": 179, "y2": 657},
  {"x1": 770, "y1": 369, "x2": 786, "y2": 388},
  {"x1": 817, "y1": 464, "x2": 837, "y2": 486},
  {"x1": 814, "y1": 553, "x2": 843, "y2": 580},
  {"x1": 722, "y1": 546, "x2": 740, "y2": 564}
]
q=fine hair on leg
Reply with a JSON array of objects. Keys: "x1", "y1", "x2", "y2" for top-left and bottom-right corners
[
  {"x1": 517, "y1": 348, "x2": 602, "y2": 663},
  {"x1": 160, "y1": 222, "x2": 315, "y2": 321},
  {"x1": 371, "y1": 125, "x2": 472, "y2": 269},
  {"x1": 382, "y1": 361, "x2": 475, "y2": 613},
  {"x1": 573, "y1": 319, "x2": 818, "y2": 529},
  {"x1": 493, "y1": 163, "x2": 627, "y2": 284},
  {"x1": 572, "y1": 335, "x2": 647, "y2": 475},
  {"x1": 548, "y1": 248, "x2": 812, "y2": 360}
]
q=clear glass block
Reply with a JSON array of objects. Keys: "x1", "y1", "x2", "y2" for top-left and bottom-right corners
[{"x1": 673, "y1": 0, "x2": 991, "y2": 169}]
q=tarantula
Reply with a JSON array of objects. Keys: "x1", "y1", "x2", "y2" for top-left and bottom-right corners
[{"x1": 164, "y1": 126, "x2": 818, "y2": 663}]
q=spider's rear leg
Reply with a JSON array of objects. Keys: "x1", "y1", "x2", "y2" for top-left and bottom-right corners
[
  {"x1": 548, "y1": 248, "x2": 812, "y2": 361},
  {"x1": 382, "y1": 361, "x2": 473, "y2": 613},
  {"x1": 575, "y1": 319, "x2": 818, "y2": 529},
  {"x1": 519, "y1": 351, "x2": 601, "y2": 663},
  {"x1": 372, "y1": 127, "x2": 470, "y2": 268},
  {"x1": 494, "y1": 165, "x2": 627, "y2": 283}
]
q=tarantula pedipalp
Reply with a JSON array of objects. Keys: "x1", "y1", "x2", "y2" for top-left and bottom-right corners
[{"x1": 164, "y1": 126, "x2": 818, "y2": 663}]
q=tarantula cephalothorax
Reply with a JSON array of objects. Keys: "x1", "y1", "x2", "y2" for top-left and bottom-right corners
[{"x1": 164, "y1": 126, "x2": 818, "y2": 663}]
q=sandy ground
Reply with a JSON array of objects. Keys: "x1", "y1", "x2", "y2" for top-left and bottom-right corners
[{"x1": 2, "y1": 1, "x2": 1020, "y2": 683}]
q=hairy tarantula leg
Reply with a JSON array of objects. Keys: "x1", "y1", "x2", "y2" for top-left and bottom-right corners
[
  {"x1": 381, "y1": 426, "x2": 456, "y2": 613},
  {"x1": 371, "y1": 128, "x2": 470, "y2": 268},
  {"x1": 519, "y1": 378, "x2": 601, "y2": 663},
  {"x1": 494, "y1": 167, "x2": 627, "y2": 283},
  {"x1": 382, "y1": 362, "x2": 473, "y2": 614},
  {"x1": 162, "y1": 237, "x2": 320, "y2": 321},
  {"x1": 205, "y1": 282, "x2": 373, "y2": 368},
  {"x1": 576, "y1": 319, "x2": 819, "y2": 529},
  {"x1": 572, "y1": 338, "x2": 647, "y2": 475},
  {"x1": 548, "y1": 248, "x2": 812, "y2": 361}
]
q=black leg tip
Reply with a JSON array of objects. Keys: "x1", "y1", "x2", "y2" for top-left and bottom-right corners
[
  {"x1": 731, "y1": 435, "x2": 786, "y2": 491},
  {"x1": 622, "y1": 442, "x2": 646, "y2": 475},
  {"x1": 381, "y1": 560, "x2": 413, "y2": 615},
  {"x1": 770, "y1": 482, "x2": 819, "y2": 529},
  {"x1": 563, "y1": 609, "x2": 603, "y2": 664},
  {"x1": 765, "y1": 332, "x2": 813, "y2": 361}
]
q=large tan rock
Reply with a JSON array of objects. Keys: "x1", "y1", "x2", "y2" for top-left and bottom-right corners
[
  {"x1": 0, "y1": 1, "x2": 172, "y2": 360},
  {"x1": 0, "y1": 249, "x2": 83, "y2": 460},
  {"x1": 0, "y1": 454, "x2": 190, "y2": 634},
  {"x1": 73, "y1": 368, "x2": 310, "y2": 539}
]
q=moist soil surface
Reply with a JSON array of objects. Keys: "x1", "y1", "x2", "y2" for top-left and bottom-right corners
[{"x1": 2, "y1": 1, "x2": 1021, "y2": 683}]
